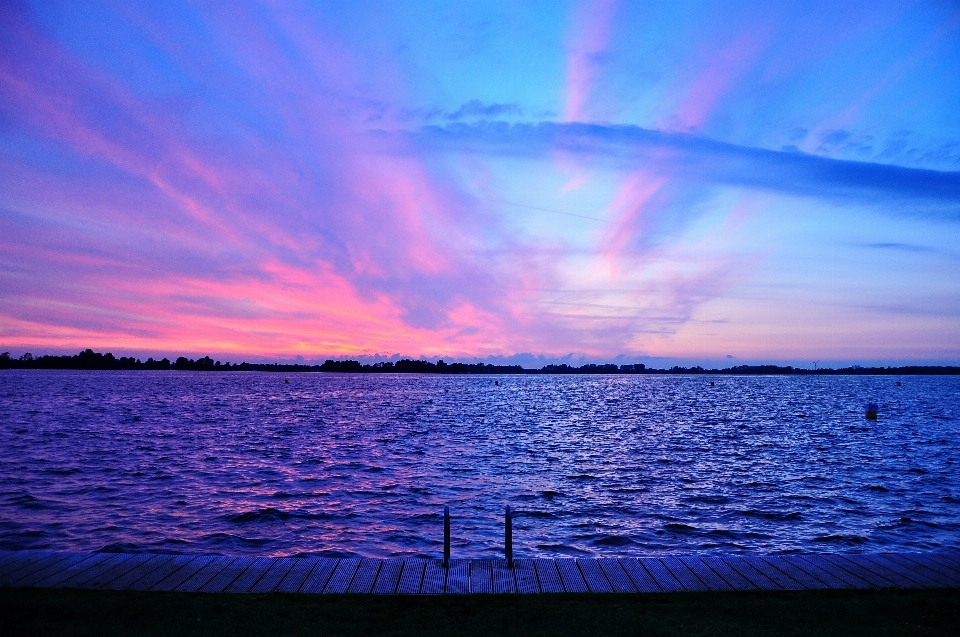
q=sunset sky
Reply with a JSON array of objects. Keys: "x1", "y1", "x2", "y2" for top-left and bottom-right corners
[{"x1": 1, "y1": 1, "x2": 959, "y2": 367}]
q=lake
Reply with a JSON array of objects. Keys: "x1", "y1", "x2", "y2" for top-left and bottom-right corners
[{"x1": 1, "y1": 370, "x2": 958, "y2": 558}]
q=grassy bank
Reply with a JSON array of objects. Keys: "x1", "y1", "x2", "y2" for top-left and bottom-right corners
[{"x1": 3, "y1": 586, "x2": 958, "y2": 636}]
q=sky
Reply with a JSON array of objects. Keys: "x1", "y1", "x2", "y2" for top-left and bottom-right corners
[{"x1": 1, "y1": 0, "x2": 959, "y2": 367}]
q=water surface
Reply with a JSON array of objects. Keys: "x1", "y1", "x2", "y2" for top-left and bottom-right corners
[{"x1": 1, "y1": 370, "x2": 958, "y2": 558}]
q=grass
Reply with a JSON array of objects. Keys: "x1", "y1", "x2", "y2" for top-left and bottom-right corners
[{"x1": 2, "y1": 586, "x2": 959, "y2": 637}]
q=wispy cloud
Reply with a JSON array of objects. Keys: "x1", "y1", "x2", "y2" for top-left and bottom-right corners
[
  {"x1": 411, "y1": 122, "x2": 960, "y2": 208},
  {"x1": 446, "y1": 100, "x2": 525, "y2": 120},
  {"x1": 860, "y1": 242, "x2": 935, "y2": 253},
  {"x1": 564, "y1": 0, "x2": 619, "y2": 122}
]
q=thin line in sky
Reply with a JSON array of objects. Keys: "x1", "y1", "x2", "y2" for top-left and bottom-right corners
[
  {"x1": 478, "y1": 198, "x2": 610, "y2": 223},
  {"x1": 481, "y1": 198, "x2": 702, "y2": 242}
]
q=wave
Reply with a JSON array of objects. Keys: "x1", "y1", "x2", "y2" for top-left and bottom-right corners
[
  {"x1": 224, "y1": 508, "x2": 339, "y2": 523},
  {"x1": 813, "y1": 534, "x2": 869, "y2": 544},
  {"x1": 684, "y1": 495, "x2": 730, "y2": 505},
  {"x1": 737, "y1": 509, "x2": 802, "y2": 521},
  {"x1": 8, "y1": 494, "x2": 54, "y2": 510},
  {"x1": 663, "y1": 523, "x2": 698, "y2": 533},
  {"x1": 98, "y1": 541, "x2": 144, "y2": 553},
  {"x1": 591, "y1": 534, "x2": 635, "y2": 547},
  {"x1": 516, "y1": 510, "x2": 555, "y2": 519}
]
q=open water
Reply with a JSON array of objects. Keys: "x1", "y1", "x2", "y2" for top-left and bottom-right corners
[{"x1": 1, "y1": 370, "x2": 958, "y2": 558}]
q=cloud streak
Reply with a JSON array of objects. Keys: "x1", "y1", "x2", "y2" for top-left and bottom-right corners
[{"x1": 412, "y1": 122, "x2": 960, "y2": 208}]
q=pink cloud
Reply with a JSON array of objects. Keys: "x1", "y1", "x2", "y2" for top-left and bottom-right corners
[
  {"x1": 660, "y1": 27, "x2": 770, "y2": 131},
  {"x1": 600, "y1": 171, "x2": 668, "y2": 266},
  {"x1": 564, "y1": 0, "x2": 619, "y2": 122},
  {"x1": 0, "y1": 4, "x2": 537, "y2": 359}
]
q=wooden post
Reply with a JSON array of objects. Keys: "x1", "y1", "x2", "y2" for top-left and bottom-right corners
[
  {"x1": 443, "y1": 506, "x2": 450, "y2": 568},
  {"x1": 505, "y1": 505, "x2": 513, "y2": 568}
]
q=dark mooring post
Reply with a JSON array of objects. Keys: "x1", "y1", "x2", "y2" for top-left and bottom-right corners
[
  {"x1": 443, "y1": 505, "x2": 450, "y2": 568},
  {"x1": 505, "y1": 505, "x2": 513, "y2": 568}
]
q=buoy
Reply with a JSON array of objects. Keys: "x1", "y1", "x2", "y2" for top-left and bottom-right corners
[
  {"x1": 710, "y1": 381, "x2": 715, "y2": 387},
  {"x1": 896, "y1": 381, "x2": 902, "y2": 386},
  {"x1": 284, "y1": 378, "x2": 289, "y2": 384},
  {"x1": 865, "y1": 402, "x2": 878, "y2": 420},
  {"x1": 495, "y1": 380, "x2": 499, "y2": 386}
]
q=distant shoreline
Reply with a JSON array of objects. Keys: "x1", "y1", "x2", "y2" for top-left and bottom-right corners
[{"x1": 2, "y1": 349, "x2": 959, "y2": 375}]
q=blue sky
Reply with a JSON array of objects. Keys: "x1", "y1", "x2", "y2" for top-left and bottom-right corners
[{"x1": 1, "y1": 0, "x2": 958, "y2": 366}]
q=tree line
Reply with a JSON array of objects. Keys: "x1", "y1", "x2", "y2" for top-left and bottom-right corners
[{"x1": 2, "y1": 349, "x2": 959, "y2": 374}]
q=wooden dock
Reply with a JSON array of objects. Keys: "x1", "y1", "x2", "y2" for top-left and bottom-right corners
[{"x1": 1, "y1": 550, "x2": 958, "y2": 594}]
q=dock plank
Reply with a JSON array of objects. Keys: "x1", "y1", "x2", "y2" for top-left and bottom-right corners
[
  {"x1": 577, "y1": 559, "x2": 612, "y2": 593},
  {"x1": 759, "y1": 556, "x2": 828, "y2": 590},
  {"x1": 323, "y1": 558, "x2": 360, "y2": 593},
  {"x1": 835, "y1": 554, "x2": 904, "y2": 588},
  {"x1": 922, "y1": 553, "x2": 960, "y2": 578},
  {"x1": 126, "y1": 555, "x2": 196, "y2": 591},
  {"x1": 346, "y1": 559, "x2": 382, "y2": 594},
  {"x1": 679, "y1": 557, "x2": 733, "y2": 591},
  {"x1": 873, "y1": 554, "x2": 948, "y2": 587},
  {"x1": 533, "y1": 558, "x2": 564, "y2": 593},
  {"x1": 0, "y1": 551, "x2": 27, "y2": 579},
  {"x1": 661, "y1": 557, "x2": 710, "y2": 592},
  {"x1": 420, "y1": 560, "x2": 447, "y2": 594},
  {"x1": 793, "y1": 554, "x2": 871, "y2": 589},
  {"x1": 492, "y1": 559, "x2": 516, "y2": 594},
  {"x1": 395, "y1": 559, "x2": 426, "y2": 594},
  {"x1": 14, "y1": 552, "x2": 92, "y2": 587},
  {"x1": 5, "y1": 550, "x2": 956, "y2": 596},
  {"x1": 103, "y1": 554, "x2": 172, "y2": 590},
  {"x1": 2, "y1": 551, "x2": 67, "y2": 585},
  {"x1": 933, "y1": 552, "x2": 960, "y2": 571},
  {"x1": 152, "y1": 555, "x2": 216, "y2": 592},
  {"x1": 741, "y1": 556, "x2": 803, "y2": 590},
  {"x1": 721, "y1": 556, "x2": 780, "y2": 590},
  {"x1": 839, "y1": 554, "x2": 909, "y2": 587},
  {"x1": 225, "y1": 557, "x2": 277, "y2": 593},
  {"x1": 372, "y1": 559, "x2": 404, "y2": 594},
  {"x1": 888, "y1": 553, "x2": 957, "y2": 587},
  {"x1": 277, "y1": 557, "x2": 322, "y2": 593},
  {"x1": 200, "y1": 557, "x2": 255, "y2": 593},
  {"x1": 848, "y1": 554, "x2": 925, "y2": 588},
  {"x1": 469, "y1": 559, "x2": 493, "y2": 594},
  {"x1": 555, "y1": 558, "x2": 588, "y2": 593},
  {"x1": 54, "y1": 553, "x2": 127, "y2": 589},
  {"x1": 0, "y1": 550, "x2": 55, "y2": 583},
  {"x1": 39, "y1": 553, "x2": 113, "y2": 588},
  {"x1": 781, "y1": 555, "x2": 846, "y2": 589},
  {"x1": 699, "y1": 556, "x2": 756, "y2": 591},
  {"x1": 85, "y1": 553, "x2": 156, "y2": 589},
  {"x1": 0, "y1": 551, "x2": 25, "y2": 578},
  {"x1": 251, "y1": 558, "x2": 297, "y2": 593},
  {"x1": 513, "y1": 559, "x2": 540, "y2": 593},
  {"x1": 818, "y1": 554, "x2": 891, "y2": 588},
  {"x1": 0, "y1": 550, "x2": 27, "y2": 572},
  {"x1": 895, "y1": 553, "x2": 960, "y2": 586},
  {"x1": 176, "y1": 556, "x2": 235, "y2": 593},
  {"x1": 619, "y1": 558, "x2": 662, "y2": 593},
  {"x1": 445, "y1": 559, "x2": 469, "y2": 594},
  {"x1": 598, "y1": 558, "x2": 637, "y2": 593},
  {"x1": 299, "y1": 559, "x2": 339, "y2": 594},
  {"x1": 60, "y1": 554, "x2": 127, "y2": 588},
  {"x1": 930, "y1": 552, "x2": 960, "y2": 572},
  {"x1": 639, "y1": 558, "x2": 685, "y2": 592}
]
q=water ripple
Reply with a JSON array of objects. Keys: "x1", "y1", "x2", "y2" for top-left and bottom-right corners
[{"x1": 1, "y1": 370, "x2": 958, "y2": 557}]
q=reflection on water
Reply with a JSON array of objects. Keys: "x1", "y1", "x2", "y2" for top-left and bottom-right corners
[{"x1": 1, "y1": 370, "x2": 958, "y2": 558}]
